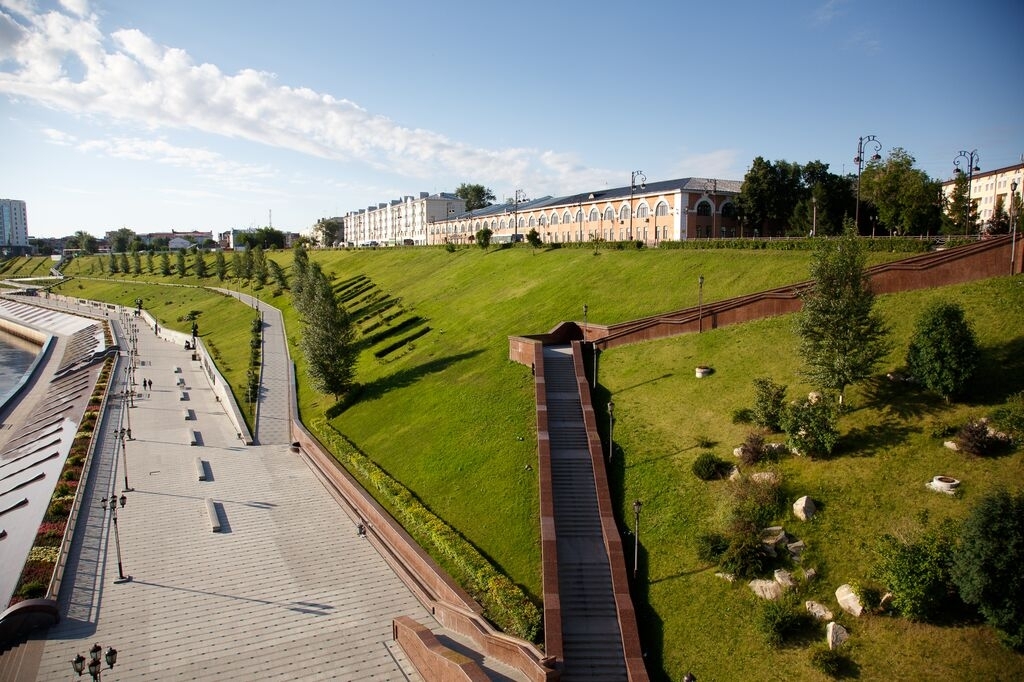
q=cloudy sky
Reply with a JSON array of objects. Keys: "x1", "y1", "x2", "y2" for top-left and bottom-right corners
[{"x1": 1, "y1": 0, "x2": 1022, "y2": 237}]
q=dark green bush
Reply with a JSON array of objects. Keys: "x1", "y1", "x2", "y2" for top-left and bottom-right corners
[
  {"x1": 731, "y1": 407, "x2": 754, "y2": 424},
  {"x1": 809, "y1": 645, "x2": 849, "y2": 677},
  {"x1": 752, "y1": 377, "x2": 787, "y2": 431},
  {"x1": 692, "y1": 452, "x2": 727, "y2": 481},
  {"x1": 17, "y1": 580, "x2": 46, "y2": 599},
  {"x1": 756, "y1": 597, "x2": 809, "y2": 647},
  {"x1": 957, "y1": 419, "x2": 1009, "y2": 457},
  {"x1": 719, "y1": 532, "x2": 769, "y2": 579}
]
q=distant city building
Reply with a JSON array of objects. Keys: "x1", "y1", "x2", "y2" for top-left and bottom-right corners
[
  {"x1": 941, "y1": 162, "x2": 1024, "y2": 230},
  {"x1": 140, "y1": 230, "x2": 213, "y2": 246},
  {"x1": 0, "y1": 198, "x2": 30, "y2": 254},
  {"x1": 342, "y1": 179, "x2": 743, "y2": 247},
  {"x1": 343, "y1": 192, "x2": 466, "y2": 246},
  {"x1": 167, "y1": 237, "x2": 193, "y2": 250}
]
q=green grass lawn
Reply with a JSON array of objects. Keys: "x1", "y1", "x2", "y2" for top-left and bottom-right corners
[{"x1": 43, "y1": 246, "x2": 1024, "y2": 679}]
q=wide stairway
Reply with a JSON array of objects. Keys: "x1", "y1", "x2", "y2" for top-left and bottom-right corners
[{"x1": 544, "y1": 346, "x2": 627, "y2": 680}]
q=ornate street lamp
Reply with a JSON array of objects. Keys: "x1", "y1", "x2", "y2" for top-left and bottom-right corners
[
  {"x1": 1011, "y1": 180, "x2": 1019, "y2": 274},
  {"x1": 953, "y1": 149, "x2": 981, "y2": 235},
  {"x1": 632, "y1": 499, "x2": 642, "y2": 579},
  {"x1": 629, "y1": 171, "x2": 646, "y2": 240},
  {"x1": 854, "y1": 135, "x2": 882, "y2": 230},
  {"x1": 511, "y1": 189, "x2": 527, "y2": 242},
  {"x1": 698, "y1": 274, "x2": 705, "y2": 333},
  {"x1": 101, "y1": 494, "x2": 131, "y2": 583},
  {"x1": 72, "y1": 643, "x2": 117, "y2": 680}
]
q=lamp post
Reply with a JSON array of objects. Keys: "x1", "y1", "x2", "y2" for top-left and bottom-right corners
[
  {"x1": 101, "y1": 494, "x2": 131, "y2": 583},
  {"x1": 113, "y1": 426, "x2": 132, "y2": 492},
  {"x1": 583, "y1": 304, "x2": 588, "y2": 339},
  {"x1": 1011, "y1": 180, "x2": 1019, "y2": 274},
  {"x1": 698, "y1": 274, "x2": 705, "y2": 333},
  {"x1": 812, "y1": 196, "x2": 817, "y2": 237},
  {"x1": 592, "y1": 341, "x2": 598, "y2": 389},
  {"x1": 632, "y1": 499, "x2": 642, "y2": 579},
  {"x1": 854, "y1": 135, "x2": 882, "y2": 230},
  {"x1": 607, "y1": 400, "x2": 615, "y2": 461},
  {"x1": 72, "y1": 643, "x2": 117, "y2": 680},
  {"x1": 704, "y1": 178, "x2": 718, "y2": 239},
  {"x1": 629, "y1": 171, "x2": 646, "y2": 241},
  {"x1": 953, "y1": 149, "x2": 981, "y2": 236},
  {"x1": 512, "y1": 189, "x2": 527, "y2": 242}
]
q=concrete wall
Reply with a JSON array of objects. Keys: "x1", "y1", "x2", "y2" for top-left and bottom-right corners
[{"x1": 393, "y1": 616, "x2": 490, "y2": 682}]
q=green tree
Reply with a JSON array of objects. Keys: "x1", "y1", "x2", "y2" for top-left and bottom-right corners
[
  {"x1": 250, "y1": 245, "x2": 268, "y2": 286},
  {"x1": 952, "y1": 490, "x2": 1024, "y2": 648},
  {"x1": 795, "y1": 226, "x2": 890, "y2": 403},
  {"x1": 238, "y1": 227, "x2": 286, "y2": 250},
  {"x1": 752, "y1": 377, "x2": 787, "y2": 431},
  {"x1": 214, "y1": 251, "x2": 227, "y2": 281},
  {"x1": 159, "y1": 252, "x2": 171, "y2": 276},
  {"x1": 146, "y1": 251, "x2": 154, "y2": 274},
  {"x1": 455, "y1": 183, "x2": 496, "y2": 211},
  {"x1": 905, "y1": 302, "x2": 979, "y2": 402},
  {"x1": 475, "y1": 227, "x2": 493, "y2": 249},
  {"x1": 231, "y1": 252, "x2": 245, "y2": 280},
  {"x1": 194, "y1": 253, "x2": 208, "y2": 279},
  {"x1": 945, "y1": 172, "x2": 979, "y2": 236},
  {"x1": 109, "y1": 227, "x2": 136, "y2": 254},
  {"x1": 117, "y1": 252, "x2": 129, "y2": 274},
  {"x1": 990, "y1": 195, "x2": 1009, "y2": 234},
  {"x1": 738, "y1": 157, "x2": 804, "y2": 236},
  {"x1": 295, "y1": 262, "x2": 356, "y2": 400},
  {"x1": 291, "y1": 244, "x2": 309, "y2": 302},
  {"x1": 313, "y1": 217, "x2": 343, "y2": 247},
  {"x1": 859, "y1": 148, "x2": 943, "y2": 236},
  {"x1": 268, "y1": 259, "x2": 288, "y2": 289},
  {"x1": 69, "y1": 230, "x2": 96, "y2": 254},
  {"x1": 526, "y1": 228, "x2": 542, "y2": 251},
  {"x1": 132, "y1": 251, "x2": 142, "y2": 275},
  {"x1": 175, "y1": 249, "x2": 187, "y2": 277},
  {"x1": 109, "y1": 254, "x2": 119, "y2": 274}
]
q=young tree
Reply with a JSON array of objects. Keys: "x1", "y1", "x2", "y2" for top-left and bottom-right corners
[
  {"x1": 175, "y1": 249, "x2": 187, "y2": 277},
  {"x1": 268, "y1": 259, "x2": 288, "y2": 289},
  {"x1": 214, "y1": 251, "x2": 227, "y2": 281},
  {"x1": 945, "y1": 172, "x2": 979, "y2": 236},
  {"x1": 990, "y1": 196, "x2": 1009, "y2": 234},
  {"x1": 132, "y1": 251, "x2": 142, "y2": 275},
  {"x1": 231, "y1": 252, "x2": 245, "y2": 281},
  {"x1": 194, "y1": 253, "x2": 208, "y2": 279},
  {"x1": 905, "y1": 302, "x2": 979, "y2": 402},
  {"x1": 455, "y1": 183, "x2": 495, "y2": 211},
  {"x1": 795, "y1": 226, "x2": 890, "y2": 403},
  {"x1": 146, "y1": 251, "x2": 154, "y2": 274},
  {"x1": 952, "y1": 490, "x2": 1024, "y2": 648},
  {"x1": 873, "y1": 520, "x2": 959, "y2": 622},
  {"x1": 295, "y1": 263, "x2": 356, "y2": 400},
  {"x1": 118, "y1": 252, "x2": 129, "y2": 274},
  {"x1": 475, "y1": 227, "x2": 493, "y2": 249},
  {"x1": 109, "y1": 254, "x2": 119, "y2": 274},
  {"x1": 526, "y1": 228, "x2": 542, "y2": 251},
  {"x1": 251, "y1": 245, "x2": 268, "y2": 286},
  {"x1": 159, "y1": 251, "x2": 171, "y2": 276},
  {"x1": 109, "y1": 227, "x2": 136, "y2": 254}
]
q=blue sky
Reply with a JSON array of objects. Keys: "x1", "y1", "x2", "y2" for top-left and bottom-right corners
[{"x1": 1, "y1": 0, "x2": 1022, "y2": 238}]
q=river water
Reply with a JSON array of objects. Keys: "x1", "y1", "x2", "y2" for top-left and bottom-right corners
[{"x1": 0, "y1": 330, "x2": 39, "y2": 406}]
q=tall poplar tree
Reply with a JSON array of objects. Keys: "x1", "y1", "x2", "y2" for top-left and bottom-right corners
[{"x1": 295, "y1": 260, "x2": 355, "y2": 401}]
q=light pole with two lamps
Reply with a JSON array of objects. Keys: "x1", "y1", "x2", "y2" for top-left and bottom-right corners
[
  {"x1": 953, "y1": 149, "x2": 981, "y2": 236},
  {"x1": 607, "y1": 400, "x2": 615, "y2": 461},
  {"x1": 72, "y1": 643, "x2": 117, "y2": 680},
  {"x1": 698, "y1": 274, "x2": 705, "y2": 333},
  {"x1": 632, "y1": 499, "x2": 642, "y2": 579},
  {"x1": 101, "y1": 494, "x2": 131, "y2": 583},
  {"x1": 1011, "y1": 180, "x2": 1019, "y2": 274},
  {"x1": 854, "y1": 135, "x2": 882, "y2": 230},
  {"x1": 629, "y1": 171, "x2": 646, "y2": 241}
]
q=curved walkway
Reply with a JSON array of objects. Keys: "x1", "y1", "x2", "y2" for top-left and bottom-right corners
[{"x1": 2, "y1": 293, "x2": 524, "y2": 681}]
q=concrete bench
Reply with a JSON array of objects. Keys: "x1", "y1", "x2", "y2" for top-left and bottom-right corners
[
  {"x1": 195, "y1": 457, "x2": 207, "y2": 481},
  {"x1": 177, "y1": 377, "x2": 186, "y2": 388},
  {"x1": 179, "y1": 391, "x2": 188, "y2": 401},
  {"x1": 205, "y1": 498, "x2": 221, "y2": 532},
  {"x1": 187, "y1": 429, "x2": 200, "y2": 446},
  {"x1": 184, "y1": 408, "x2": 192, "y2": 421},
  {"x1": 174, "y1": 366, "x2": 181, "y2": 373}
]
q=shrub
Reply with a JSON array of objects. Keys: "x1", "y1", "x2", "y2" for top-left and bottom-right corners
[
  {"x1": 696, "y1": 532, "x2": 730, "y2": 564},
  {"x1": 737, "y1": 430, "x2": 768, "y2": 466},
  {"x1": 17, "y1": 580, "x2": 46, "y2": 599},
  {"x1": 872, "y1": 521, "x2": 958, "y2": 621},
  {"x1": 952, "y1": 489, "x2": 1024, "y2": 648},
  {"x1": 991, "y1": 391, "x2": 1024, "y2": 443},
  {"x1": 692, "y1": 452, "x2": 727, "y2": 481},
  {"x1": 731, "y1": 407, "x2": 754, "y2": 424},
  {"x1": 781, "y1": 394, "x2": 839, "y2": 457},
  {"x1": 719, "y1": 531, "x2": 770, "y2": 579},
  {"x1": 752, "y1": 377, "x2": 787, "y2": 431},
  {"x1": 957, "y1": 419, "x2": 1010, "y2": 457},
  {"x1": 732, "y1": 473, "x2": 783, "y2": 529},
  {"x1": 756, "y1": 596, "x2": 808, "y2": 647}
]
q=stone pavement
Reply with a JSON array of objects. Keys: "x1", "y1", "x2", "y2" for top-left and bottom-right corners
[{"x1": 11, "y1": 298, "x2": 437, "y2": 680}]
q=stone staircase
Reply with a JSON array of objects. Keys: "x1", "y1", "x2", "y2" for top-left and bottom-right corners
[{"x1": 544, "y1": 347, "x2": 627, "y2": 680}]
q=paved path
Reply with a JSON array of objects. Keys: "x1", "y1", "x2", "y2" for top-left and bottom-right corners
[{"x1": 10, "y1": 298, "x2": 435, "y2": 680}]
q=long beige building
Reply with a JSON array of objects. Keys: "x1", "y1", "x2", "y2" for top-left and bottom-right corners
[
  {"x1": 343, "y1": 177, "x2": 743, "y2": 247},
  {"x1": 941, "y1": 161, "x2": 1023, "y2": 230}
]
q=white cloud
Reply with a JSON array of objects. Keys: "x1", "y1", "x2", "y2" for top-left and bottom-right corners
[
  {"x1": 812, "y1": 0, "x2": 847, "y2": 26},
  {"x1": 0, "y1": 4, "x2": 606, "y2": 192},
  {"x1": 846, "y1": 30, "x2": 881, "y2": 55}
]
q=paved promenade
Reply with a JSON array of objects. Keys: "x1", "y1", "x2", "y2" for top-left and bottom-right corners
[{"x1": 0, "y1": 295, "x2": 466, "y2": 681}]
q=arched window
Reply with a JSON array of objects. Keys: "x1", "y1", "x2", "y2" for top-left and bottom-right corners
[
  {"x1": 528, "y1": 216, "x2": 536, "y2": 228},
  {"x1": 656, "y1": 202, "x2": 669, "y2": 216},
  {"x1": 518, "y1": 217, "x2": 524, "y2": 228},
  {"x1": 696, "y1": 201, "x2": 712, "y2": 217},
  {"x1": 539, "y1": 215, "x2": 547, "y2": 227},
  {"x1": 619, "y1": 205, "x2": 630, "y2": 221},
  {"x1": 589, "y1": 208, "x2": 600, "y2": 222},
  {"x1": 637, "y1": 204, "x2": 649, "y2": 219},
  {"x1": 605, "y1": 207, "x2": 615, "y2": 221},
  {"x1": 562, "y1": 211, "x2": 572, "y2": 224},
  {"x1": 499, "y1": 219, "x2": 506, "y2": 230},
  {"x1": 576, "y1": 210, "x2": 583, "y2": 223},
  {"x1": 551, "y1": 212, "x2": 560, "y2": 225}
]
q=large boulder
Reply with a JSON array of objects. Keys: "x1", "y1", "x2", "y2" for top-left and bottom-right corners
[
  {"x1": 749, "y1": 579, "x2": 784, "y2": 600},
  {"x1": 835, "y1": 584, "x2": 864, "y2": 617},
  {"x1": 826, "y1": 621, "x2": 849, "y2": 650},
  {"x1": 806, "y1": 600, "x2": 834, "y2": 621},
  {"x1": 792, "y1": 495, "x2": 817, "y2": 521}
]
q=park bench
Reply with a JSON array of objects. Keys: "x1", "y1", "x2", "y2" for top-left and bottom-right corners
[{"x1": 205, "y1": 498, "x2": 221, "y2": 532}]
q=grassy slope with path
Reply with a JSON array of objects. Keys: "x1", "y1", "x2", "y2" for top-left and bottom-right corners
[{"x1": 30, "y1": 246, "x2": 1024, "y2": 679}]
